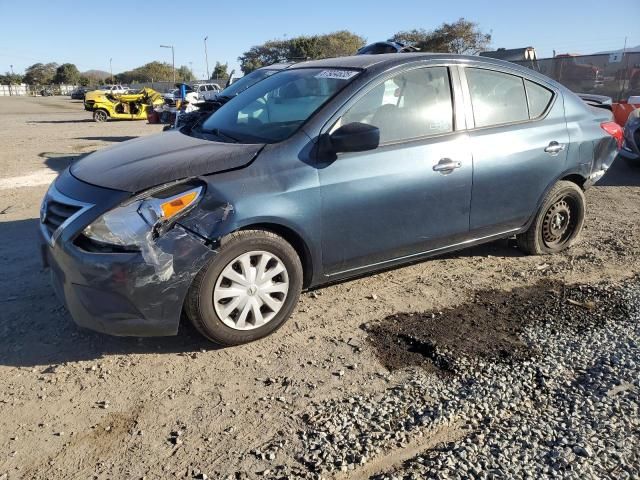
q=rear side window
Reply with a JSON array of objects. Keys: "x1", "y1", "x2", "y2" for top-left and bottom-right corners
[
  {"x1": 342, "y1": 66, "x2": 453, "y2": 143},
  {"x1": 466, "y1": 68, "x2": 529, "y2": 128},
  {"x1": 525, "y1": 80, "x2": 553, "y2": 118}
]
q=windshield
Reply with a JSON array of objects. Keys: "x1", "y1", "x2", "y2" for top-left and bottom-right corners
[
  {"x1": 200, "y1": 68, "x2": 359, "y2": 143},
  {"x1": 219, "y1": 68, "x2": 278, "y2": 98}
]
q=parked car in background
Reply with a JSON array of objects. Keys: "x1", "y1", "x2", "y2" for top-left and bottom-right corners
[
  {"x1": 356, "y1": 40, "x2": 420, "y2": 54},
  {"x1": 84, "y1": 84, "x2": 129, "y2": 110},
  {"x1": 89, "y1": 87, "x2": 165, "y2": 122},
  {"x1": 70, "y1": 87, "x2": 91, "y2": 100},
  {"x1": 40, "y1": 53, "x2": 620, "y2": 346},
  {"x1": 163, "y1": 84, "x2": 195, "y2": 105},
  {"x1": 94, "y1": 84, "x2": 128, "y2": 95},
  {"x1": 192, "y1": 82, "x2": 221, "y2": 101},
  {"x1": 620, "y1": 108, "x2": 640, "y2": 162}
]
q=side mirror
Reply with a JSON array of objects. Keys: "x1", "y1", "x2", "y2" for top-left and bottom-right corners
[{"x1": 330, "y1": 122, "x2": 380, "y2": 153}]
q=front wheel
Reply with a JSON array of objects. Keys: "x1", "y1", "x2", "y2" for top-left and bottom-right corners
[
  {"x1": 93, "y1": 109, "x2": 109, "y2": 122},
  {"x1": 185, "y1": 230, "x2": 303, "y2": 345},
  {"x1": 517, "y1": 180, "x2": 586, "y2": 255}
]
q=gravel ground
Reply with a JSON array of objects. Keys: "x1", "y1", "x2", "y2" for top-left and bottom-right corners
[
  {"x1": 0, "y1": 97, "x2": 639, "y2": 479},
  {"x1": 280, "y1": 278, "x2": 640, "y2": 479}
]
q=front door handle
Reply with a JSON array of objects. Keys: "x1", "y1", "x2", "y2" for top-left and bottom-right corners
[
  {"x1": 433, "y1": 158, "x2": 462, "y2": 174},
  {"x1": 544, "y1": 141, "x2": 565, "y2": 155}
]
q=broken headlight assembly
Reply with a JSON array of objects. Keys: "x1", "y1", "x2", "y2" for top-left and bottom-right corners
[{"x1": 81, "y1": 183, "x2": 204, "y2": 249}]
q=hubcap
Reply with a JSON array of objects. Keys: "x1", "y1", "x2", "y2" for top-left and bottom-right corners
[{"x1": 213, "y1": 251, "x2": 289, "y2": 330}]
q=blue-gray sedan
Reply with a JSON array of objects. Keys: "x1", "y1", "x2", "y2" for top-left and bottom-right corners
[{"x1": 40, "y1": 53, "x2": 621, "y2": 345}]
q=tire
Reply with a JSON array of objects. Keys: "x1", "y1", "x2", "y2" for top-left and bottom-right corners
[
  {"x1": 93, "y1": 109, "x2": 109, "y2": 122},
  {"x1": 185, "y1": 230, "x2": 303, "y2": 345},
  {"x1": 517, "y1": 180, "x2": 586, "y2": 255}
]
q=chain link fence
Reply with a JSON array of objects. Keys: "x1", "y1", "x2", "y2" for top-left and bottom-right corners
[
  {"x1": 512, "y1": 52, "x2": 640, "y2": 101},
  {"x1": 0, "y1": 79, "x2": 230, "y2": 97},
  {"x1": 0, "y1": 84, "x2": 77, "y2": 96}
]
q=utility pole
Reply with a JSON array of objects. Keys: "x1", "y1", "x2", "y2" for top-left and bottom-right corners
[
  {"x1": 619, "y1": 36, "x2": 629, "y2": 102},
  {"x1": 160, "y1": 45, "x2": 175, "y2": 84},
  {"x1": 109, "y1": 58, "x2": 113, "y2": 84},
  {"x1": 204, "y1": 36, "x2": 210, "y2": 80}
]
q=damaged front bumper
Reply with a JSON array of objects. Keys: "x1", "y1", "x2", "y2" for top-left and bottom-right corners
[{"x1": 40, "y1": 173, "x2": 215, "y2": 337}]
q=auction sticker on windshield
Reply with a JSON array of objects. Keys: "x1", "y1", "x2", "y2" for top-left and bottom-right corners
[{"x1": 314, "y1": 70, "x2": 359, "y2": 80}]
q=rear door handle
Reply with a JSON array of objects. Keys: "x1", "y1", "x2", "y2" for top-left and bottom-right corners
[
  {"x1": 433, "y1": 158, "x2": 462, "y2": 174},
  {"x1": 544, "y1": 141, "x2": 565, "y2": 155}
]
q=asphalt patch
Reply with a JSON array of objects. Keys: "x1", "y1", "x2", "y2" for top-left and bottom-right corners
[{"x1": 362, "y1": 278, "x2": 636, "y2": 373}]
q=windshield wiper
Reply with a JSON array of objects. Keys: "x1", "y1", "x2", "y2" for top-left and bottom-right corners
[{"x1": 204, "y1": 128, "x2": 240, "y2": 143}]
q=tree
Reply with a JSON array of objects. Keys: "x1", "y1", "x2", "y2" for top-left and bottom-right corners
[
  {"x1": 116, "y1": 62, "x2": 175, "y2": 83},
  {"x1": 78, "y1": 76, "x2": 91, "y2": 86},
  {"x1": 0, "y1": 72, "x2": 23, "y2": 84},
  {"x1": 115, "y1": 61, "x2": 196, "y2": 84},
  {"x1": 392, "y1": 18, "x2": 491, "y2": 55},
  {"x1": 54, "y1": 63, "x2": 80, "y2": 84},
  {"x1": 23, "y1": 62, "x2": 58, "y2": 85},
  {"x1": 238, "y1": 30, "x2": 365, "y2": 73},
  {"x1": 176, "y1": 65, "x2": 194, "y2": 82},
  {"x1": 212, "y1": 61, "x2": 229, "y2": 81}
]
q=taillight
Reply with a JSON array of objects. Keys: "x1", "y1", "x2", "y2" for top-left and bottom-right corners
[{"x1": 600, "y1": 121, "x2": 624, "y2": 149}]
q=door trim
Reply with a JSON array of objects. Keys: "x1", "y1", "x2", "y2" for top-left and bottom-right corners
[{"x1": 325, "y1": 227, "x2": 520, "y2": 277}]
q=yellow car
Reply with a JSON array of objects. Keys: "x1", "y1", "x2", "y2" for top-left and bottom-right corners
[{"x1": 89, "y1": 88, "x2": 165, "y2": 122}]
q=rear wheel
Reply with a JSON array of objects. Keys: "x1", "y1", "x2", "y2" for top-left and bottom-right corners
[
  {"x1": 93, "y1": 109, "x2": 108, "y2": 122},
  {"x1": 185, "y1": 230, "x2": 303, "y2": 345},
  {"x1": 517, "y1": 181, "x2": 585, "y2": 255}
]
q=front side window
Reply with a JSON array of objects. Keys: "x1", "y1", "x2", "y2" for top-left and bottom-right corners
[
  {"x1": 466, "y1": 68, "x2": 529, "y2": 128},
  {"x1": 341, "y1": 67, "x2": 453, "y2": 144},
  {"x1": 200, "y1": 68, "x2": 359, "y2": 143}
]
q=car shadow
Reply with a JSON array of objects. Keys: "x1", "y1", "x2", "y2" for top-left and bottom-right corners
[
  {"x1": 39, "y1": 152, "x2": 89, "y2": 173},
  {"x1": 75, "y1": 136, "x2": 138, "y2": 143},
  {"x1": 597, "y1": 155, "x2": 640, "y2": 187},
  {"x1": 27, "y1": 119, "x2": 94, "y2": 124},
  {"x1": 0, "y1": 218, "x2": 222, "y2": 368}
]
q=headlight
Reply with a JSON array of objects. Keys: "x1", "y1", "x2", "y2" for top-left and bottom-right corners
[{"x1": 82, "y1": 184, "x2": 203, "y2": 248}]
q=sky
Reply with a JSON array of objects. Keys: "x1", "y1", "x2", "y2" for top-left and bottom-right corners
[{"x1": 0, "y1": 0, "x2": 639, "y2": 80}]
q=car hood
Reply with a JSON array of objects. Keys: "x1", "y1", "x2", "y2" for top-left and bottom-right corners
[{"x1": 70, "y1": 131, "x2": 264, "y2": 193}]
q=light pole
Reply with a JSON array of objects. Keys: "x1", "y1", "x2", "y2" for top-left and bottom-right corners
[
  {"x1": 109, "y1": 58, "x2": 113, "y2": 84},
  {"x1": 10, "y1": 64, "x2": 14, "y2": 75},
  {"x1": 189, "y1": 62, "x2": 193, "y2": 81},
  {"x1": 160, "y1": 44, "x2": 175, "y2": 84},
  {"x1": 204, "y1": 36, "x2": 210, "y2": 80}
]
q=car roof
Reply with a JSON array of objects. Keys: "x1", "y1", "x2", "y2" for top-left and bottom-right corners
[
  {"x1": 289, "y1": 52, "x2": 562, "y2": 87},
  {"x1": 260, "y1": 62, "x2": 295, "y2": 71},
  {"x1": 292, "y1": 53, "x2": 456, "y2": 70}
]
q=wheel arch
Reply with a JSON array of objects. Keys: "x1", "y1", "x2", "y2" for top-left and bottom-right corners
[
  {"x1": 237, "y1": 222, "x2": 314, "y2": 289},
  {"x1": 523, "y1": 169, "x2": 588, "y2": 232},
  {"x1": 560, "y1": 173, "x2": 587, "y2": 189}
]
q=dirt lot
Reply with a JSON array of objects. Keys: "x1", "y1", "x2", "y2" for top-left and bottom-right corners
[{"x1": 0, "y1": 96, "x2": 639, "y2": 479}]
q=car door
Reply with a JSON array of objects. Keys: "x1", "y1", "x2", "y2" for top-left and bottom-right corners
[
  {"x1": 318, "y1": 66, "x2": 473, "y2": 275},
  {"x1": 460, "y1": 66, "x2": 570, "y2": 236}
]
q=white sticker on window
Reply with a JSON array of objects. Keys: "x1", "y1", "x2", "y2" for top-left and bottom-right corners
[{"x1": 314, "y1": 70, "x2": 359, "y2": 80}]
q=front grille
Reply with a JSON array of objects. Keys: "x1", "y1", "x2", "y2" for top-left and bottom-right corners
[
  {"x1": 43, "y1": 199, "x2": 81, "y2": 239},
  {"x1": 40, "y1": 185, "x2": 93, "y2": 245}
]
